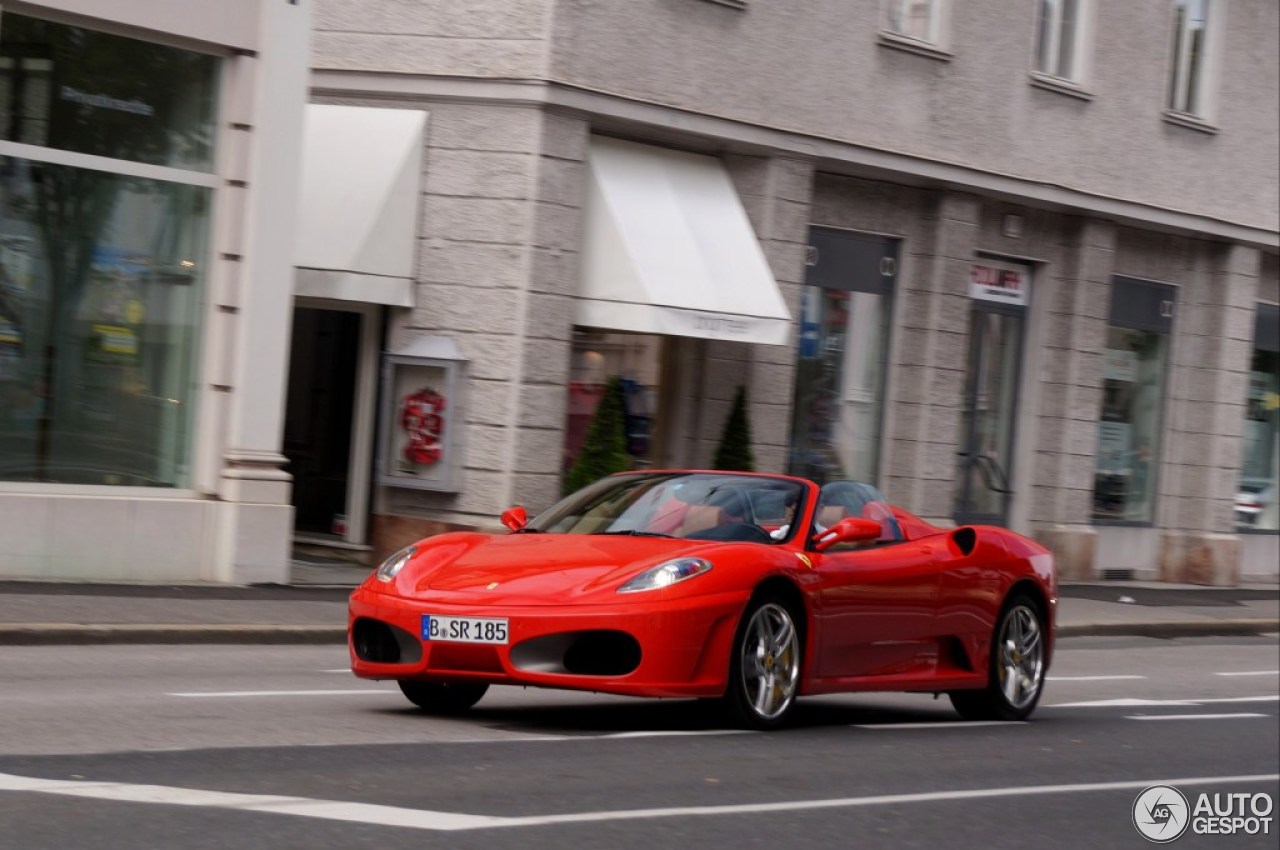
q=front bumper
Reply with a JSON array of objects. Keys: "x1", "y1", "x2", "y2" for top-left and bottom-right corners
[{"x1": 348, "y1": 585, "x2": 745, "y2": 698}]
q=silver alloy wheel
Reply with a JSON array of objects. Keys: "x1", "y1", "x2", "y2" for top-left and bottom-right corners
[
  {"x1": 739, "y1": 602, "x2": 800, "y2": 721},
  {"x1": 997, "y1": 604, "x2": 1044, "y2": 710}
]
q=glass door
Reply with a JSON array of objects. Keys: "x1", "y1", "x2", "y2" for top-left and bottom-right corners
[{"x1": 954, "y1": 306, "x2": 1023, "y2": 526}]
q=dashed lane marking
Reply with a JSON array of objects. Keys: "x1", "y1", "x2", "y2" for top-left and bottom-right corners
[
  {"x1": 169, "y1": 689, "x2": 393, "y2": 698},
  {"x1": 1046, "y1": 675, "x2": 1146, "y2": 681},
  {"x1": 1216, "y1": 670, "x2": 1279, "y2": 677},
  {"x1": 1126, "y1": 713, "x2": 1270, "y2": 721},
  {"x1": 854, "y1": 721, "x2": 1024, "y2": 730},
  {"x1": 0, "y1": 772, "x2": 1275, "y2": 832},
  {"x1": 1052, "y1": 695, "x2": 1280, "y2": 708}
]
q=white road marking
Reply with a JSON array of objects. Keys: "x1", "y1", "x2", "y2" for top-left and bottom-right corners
[
  {"x1": 0, "y1": 772, "x2": 1275, "y2": 832},
  {"x1": 1047, "y1": 675, "x2": 1146, "y2": 682},
  {"x1": 854, "y1": 721, "x2": 1023, "y2": 730},
  {"x1": 1052, "y1": 695, "x2": 1280, "y2": 708},
  {"x1": 169, "y1": 689, "x2": 393, "y2": 698},
  {"x1": 599, "y1": 730, "x2": 752, "y2": 739},
  {"x1": 1216, "y1": 670, "x2": 1279, "y2": 677},
  {"x1": 1126, "y1": 713, "x2": 1269, "y2": 721}
]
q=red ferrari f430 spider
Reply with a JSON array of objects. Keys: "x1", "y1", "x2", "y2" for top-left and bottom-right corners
[{"x1": 349, "y1": 471, "x2": 1056, "y2": 729}]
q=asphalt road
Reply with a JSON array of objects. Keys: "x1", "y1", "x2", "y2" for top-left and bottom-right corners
[{"x1": 1, "y1": 636, "x2": 1277, "y2": 849}]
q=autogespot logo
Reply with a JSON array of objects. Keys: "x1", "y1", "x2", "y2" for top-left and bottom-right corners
[
  {"x1": 1133, "y1": 786, "x2": 1276, "y2": 842},
  {"x1": 1133, "y1": 785, "x2": 1190, "y2": 843}
]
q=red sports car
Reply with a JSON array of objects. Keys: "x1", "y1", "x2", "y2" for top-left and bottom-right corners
[{"x1": 349, "y1": 471, "x2": 1056, "y2": 729}]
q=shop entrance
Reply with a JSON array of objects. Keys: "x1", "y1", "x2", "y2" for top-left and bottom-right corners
[
  {"x1": 283, "y1": 305, "x2": 374, "y2": 541},
  {"x1": 954, "y1": 261, "x2": 1029, "y2": 527}
]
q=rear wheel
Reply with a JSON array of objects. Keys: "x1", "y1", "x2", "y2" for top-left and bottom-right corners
[
  {"x1": 949, "y1": 594, "x2": 1046, "y2": 721},
  {"x1": 398, "y1": 680, "x2": 489, "y2": 714},
  {"x1": 725, "y1": 597, "x2": 802, "y2": 730}
]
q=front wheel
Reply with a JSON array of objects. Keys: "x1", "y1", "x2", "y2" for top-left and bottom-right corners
[
  {"x1": 398, "y1": 680, "x2": 489, "y2": 714},
  {"x1": 725, "y1": 597, "x2": 802, "y2": 730},
  {"x1": 949, "y1": 595, "x2": 1046, "y2": 721}
]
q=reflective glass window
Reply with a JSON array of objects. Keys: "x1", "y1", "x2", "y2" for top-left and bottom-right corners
[
  {"x1": 1092, "y1": 327, "x2": 1169, "y2": 522},
  {"x1": 0, "y1": 158, "x2": 210, "y2": 486},
  {"x1": 0, "y1": 14, "x2": 217, "y2": 171},
  {"x1": 1238, "y1": 305, "x2": 1279, "y2": 532}
]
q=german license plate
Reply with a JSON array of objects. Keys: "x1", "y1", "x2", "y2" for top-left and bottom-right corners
[{"x1": 421, "y1": 614, "x2": 509, "y2": 644}]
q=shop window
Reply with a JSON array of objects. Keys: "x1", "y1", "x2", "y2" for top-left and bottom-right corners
[
  {"x1": 0, "y1": 16, "x2": 217, "y2": 487},
  {"x1": 1092, "y1": 278, "x2": 1175, "y2": 523},
  {"x1": 564, "y1": 330, "x2": 660, "y2": 476},
  {"x1": 1167, "y1": 0, "x2": 1214, "y2": 118},
  {"x1": 0, "y1": 161, "x2": 210, "y2": 485},
  {"x1": 788, "y1": 228, "x2": 896, "y2": 485},
  {"x1": 1238, "y1": 304, "x2": 1279, "y2": 532},
  {"x1": 0, "y1": 15, "x2": 218, "y2": 171}
]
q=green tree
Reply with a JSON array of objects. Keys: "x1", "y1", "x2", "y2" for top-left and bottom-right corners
[
  {"x1": 714, "y1": 386, "x2": 755, "y2": 471},
  {"x1": 563, "y1": 376, "x2": 630, "y2": 495}
]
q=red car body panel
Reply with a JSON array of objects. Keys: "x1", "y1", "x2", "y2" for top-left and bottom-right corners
[{"x1": 349, "y1": 471, "x2": 1056, "y2": 703}]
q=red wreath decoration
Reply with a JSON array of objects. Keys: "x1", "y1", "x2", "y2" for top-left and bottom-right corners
[{"x1": 400, "y1": 386, "x2": 446, "y2": 466}]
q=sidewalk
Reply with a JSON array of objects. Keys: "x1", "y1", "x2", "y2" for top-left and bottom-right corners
[{"x1": 0, "y1": 559, "x2": 1275, "y2": 645}]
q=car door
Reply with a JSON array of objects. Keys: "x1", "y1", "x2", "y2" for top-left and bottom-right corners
[{"x1": 809, "y1": 535, "x2": 941, "y2": 680}]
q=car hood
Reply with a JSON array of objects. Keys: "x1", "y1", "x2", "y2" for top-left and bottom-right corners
[{"x1": 407, "y1": 532, "x2": 716, "y2": 603}]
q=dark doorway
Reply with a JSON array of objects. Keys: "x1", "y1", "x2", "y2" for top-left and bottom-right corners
[{"x1": 283, "y1": 307, "x2": 359, "y2": 537}]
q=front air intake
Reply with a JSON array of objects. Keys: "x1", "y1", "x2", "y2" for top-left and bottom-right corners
[
  {"x1": 352, "y1": 618, "x2": 422, "y2": 664},
  {"x1": 510, "y1": 630, "x2": 642, "y2": 677}
]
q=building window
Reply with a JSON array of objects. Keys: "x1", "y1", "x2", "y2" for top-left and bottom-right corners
[
  {"x1": 0, "y1": 15, "x2": 218, "y2": 487},
  {"x1": 1238, "y1": 304, "x2": 1279, "y2": 532},
  {"x1": 885, "y1": 0, "x2": 946, "y2": 45},
  {"x1": 1167, "y1": 0, "x2": 1213, "y2": 117},
  {"x1": 1035, "y1": 0, "x2": 1084, "y2": 81},
  {"x1": 1092, "y1": 278, "x2": 1175, "y2": 523},
  {"x1": 788, "y1": 228, "x2": 897, "y2": 486}
]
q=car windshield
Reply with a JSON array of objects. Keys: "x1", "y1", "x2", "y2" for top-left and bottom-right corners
[{"x1": 528, "y1": 472, "x2": 807, "y2": 544}]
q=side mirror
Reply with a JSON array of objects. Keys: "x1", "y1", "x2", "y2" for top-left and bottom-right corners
[
  {"x1": 500, "y1": 505, "x2": 528, "y2": 532},
  {"x1": 812, "y1": 517, "x2": 882, "y2": 552}
]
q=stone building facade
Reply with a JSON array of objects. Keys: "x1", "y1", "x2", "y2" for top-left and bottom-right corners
[{"x1": 2, "y1": 1, "x2": 1275, "y2": 585}]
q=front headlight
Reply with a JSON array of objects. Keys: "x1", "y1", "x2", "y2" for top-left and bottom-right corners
[
  {"x1": 617, "y1": 558, "x2": 712, "y2": 593},
  {"x1": 375, "y1": 545, "x2": 416, "y2": 583}
]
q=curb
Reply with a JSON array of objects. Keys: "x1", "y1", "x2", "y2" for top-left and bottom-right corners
[
  {"x1": 2, "y1": 620, "x2": 1276, "y2": 646},
  {"x1": 0, "y1": 624, "x2": 347, "y2": 646}
]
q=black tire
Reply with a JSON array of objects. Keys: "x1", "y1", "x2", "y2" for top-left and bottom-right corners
[
  {"x1": 398, "y1": 680, "x2": 489, "y2": 714},
  {"x1": 724, "y1": 595, "x2": 803, "y2": 731},
  {"x1": 949, "y1": 594, "x2": 1046, "y2": 721}
]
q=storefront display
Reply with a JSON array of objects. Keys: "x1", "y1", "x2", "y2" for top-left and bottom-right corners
[
  {"x1": 378, "y1": 354, "x2": 463, "y2": 491},
  {"x1": 1091, "y1": 277, "x2": 1174, "y2": 523}
]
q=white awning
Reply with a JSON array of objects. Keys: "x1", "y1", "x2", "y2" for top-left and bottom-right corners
[
  {"x1": 293, "y1": 104, "x2": 427, "y2": 307},
  {"x1": 576, "y1": 137, "x2": 791, "y2": 345}
]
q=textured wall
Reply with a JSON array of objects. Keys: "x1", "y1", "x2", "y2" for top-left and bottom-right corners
[
  {"x1": 548, "y1": 0, "x2": 1278, "y2": 234},
  {"x1": 312, "y1": 0, "x2": 551, "y2": 77},
  {"x1": 379, "y1": 103, "x2": 588, "y2": 525}
]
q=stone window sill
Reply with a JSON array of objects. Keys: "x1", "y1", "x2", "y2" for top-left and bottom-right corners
[
  {"x1": 1162, "y1": 109, "x2": 1219, "y2": 135},
  {"x1": 877, "y1": 31, "x2": 953, "y2": 62},
  {"x1": 1029, "y1": 72, "x2": 1094, "y2": 102}
]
